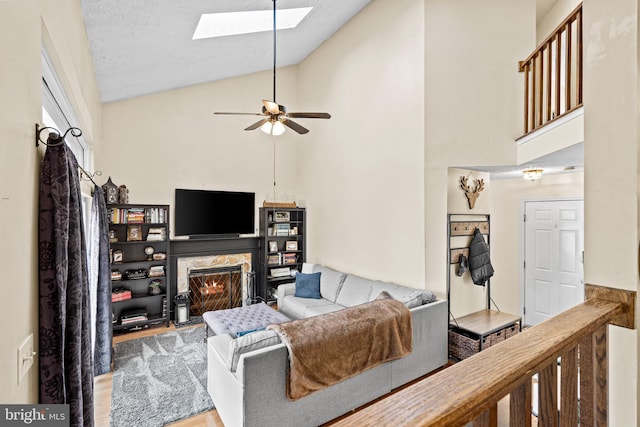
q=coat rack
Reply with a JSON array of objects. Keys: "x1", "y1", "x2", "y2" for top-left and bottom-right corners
[
  {"x1": 35, "y1": 123, "x2": 102, "y2": 186},
  {"x1": 447, "y1": 213, "x2": 492, "y2": 324}
]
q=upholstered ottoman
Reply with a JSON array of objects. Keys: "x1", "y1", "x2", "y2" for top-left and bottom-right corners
[{"x1": 202, "y1": 302, "x2": 290, "y2": 338}]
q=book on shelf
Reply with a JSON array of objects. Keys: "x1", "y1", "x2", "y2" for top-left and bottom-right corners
[
  {"x1": 145, "y1": 207, "x2": 167, "y2": 224},
  {"x1": 283, "y1": 253, "x2": 297, "y2": 265},
  {"x1": 148, "y1": 265, "x2": 165, "y2": 277},
  {"x1": 120, "y1": 308, "x2": 148, "y2": 324},
  {"x1": 126, "y1": 208, "x2": 145, "y2": 224},
  {"x1": 146, "y1": 226, "x2": 166, "y2": 241},
  {"x1": 111, "y1": 287, "x2": 132, "y2": 302},
  {"x1": 267, "y1": 254, "x2": 281, "y2": 265},
  {"x1": 270, "y1": 267, "x2": 291, "y2": 277}
]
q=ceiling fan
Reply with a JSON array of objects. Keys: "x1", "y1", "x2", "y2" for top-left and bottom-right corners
[{"x1": 214, "y1": 0, "x2": 331, "y2": 135}]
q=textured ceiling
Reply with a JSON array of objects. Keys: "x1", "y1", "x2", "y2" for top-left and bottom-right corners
[
  {"x1": 80, "y1": 0, "x2": 577, "y2": 179},
  {"x1": 80, "y1": 0, "x2": 372, "y2": 103}
]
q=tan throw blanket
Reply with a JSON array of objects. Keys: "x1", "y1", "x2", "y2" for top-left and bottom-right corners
[{"x1": 267, "y1": 296, "x2": 412, "y2": 400}]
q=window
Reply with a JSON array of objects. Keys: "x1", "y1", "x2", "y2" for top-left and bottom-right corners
[
  {"x1": 41, "y1": 49, "x2": 91, "y2": 169},
  {"x1": 41, "y1": 49, "x2": 94, "y2": 242}
]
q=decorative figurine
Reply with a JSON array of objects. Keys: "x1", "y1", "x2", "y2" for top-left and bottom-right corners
[
  {"x1": 102, "y1": 177, "x2": 118, "y2": 204},
  {"x1": 118, "y1": 185, "x2": 129, "y2": 204}
]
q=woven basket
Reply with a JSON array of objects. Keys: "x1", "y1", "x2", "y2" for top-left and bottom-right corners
[{"x1": 449, "y1": 329, "x2": 483, "y2": 360}]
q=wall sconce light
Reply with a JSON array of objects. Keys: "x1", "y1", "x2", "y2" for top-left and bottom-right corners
[{"x1": 522, "y1": 169, "x2": 543, "y2": 181}]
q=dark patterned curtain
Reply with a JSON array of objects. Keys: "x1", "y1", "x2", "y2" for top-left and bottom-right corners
[
  {"x1": 39, "y1": 138, "x2": 94, "y2": 426},
  {"x1": 89, "y1": 185, "x2": 112, "y2": 375}
]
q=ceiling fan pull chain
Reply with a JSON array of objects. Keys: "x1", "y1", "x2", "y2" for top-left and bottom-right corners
[{"x1": 272, "y1": 0, "x2": 277, "y2": 103}]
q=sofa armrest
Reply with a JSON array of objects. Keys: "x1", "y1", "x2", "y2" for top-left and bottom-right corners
[{"x1": 276, "y1": 282, "x2": 296, "y2": 307}]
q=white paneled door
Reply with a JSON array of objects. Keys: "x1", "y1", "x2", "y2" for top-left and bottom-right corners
[{"x1": 524, "y1": 200, "x2": 584, "y2": 326}]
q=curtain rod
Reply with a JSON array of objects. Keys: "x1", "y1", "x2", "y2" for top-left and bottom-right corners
[{"x1": 35, "y1": 123, "x2": 102, "y2": 187}]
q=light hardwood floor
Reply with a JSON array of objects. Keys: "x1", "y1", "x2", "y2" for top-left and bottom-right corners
[
  {"x1": 97, "y1": 324, "x2": 537, "y2": 427},
  {"x1": 93, "y1": 323, "x2": 224, "y2": 427}
]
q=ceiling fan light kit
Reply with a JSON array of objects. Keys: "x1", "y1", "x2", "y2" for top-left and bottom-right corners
[
  {"x1": 214, "y1": 0, "x2": 331, "y2": 135},
  {"x1": 522, "y1": 169, "x2": 543, "y2": 181}
]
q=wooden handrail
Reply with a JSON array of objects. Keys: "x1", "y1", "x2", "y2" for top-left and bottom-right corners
[
  {"x1": 331, "y1": 290, "x2": 635, "y2": 427},
  {"x1": 519, "y1": 3, "x2": 583, "y2": 136}
]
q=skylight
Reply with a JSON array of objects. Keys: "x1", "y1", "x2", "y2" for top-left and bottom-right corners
[{"x1": 193, "y1": 7, "x2": 313, "y2": 40}]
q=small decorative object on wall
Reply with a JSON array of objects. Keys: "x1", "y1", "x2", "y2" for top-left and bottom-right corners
[
  {"x1": 118, "y1": 185, "x2": 129, "y2": 204},
  {"x1": 460, "y1": 176, "x2": 485, "y2": 210},
  {"x1": 102, "y1": 177, "x2": 119, "y2": 204},
  {"x1": 127, "y1": 224, "x2": 142, "y2": 241},
  {"x1": 268, "y1": 241, "x2": 278, "y2": 252}
]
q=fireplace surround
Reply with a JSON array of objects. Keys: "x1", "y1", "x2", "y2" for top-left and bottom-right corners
[{"x1": 170, "y1": 236, "x2": 260, "y2": 319}]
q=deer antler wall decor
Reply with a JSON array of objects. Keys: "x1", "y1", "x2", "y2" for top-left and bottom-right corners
[{"x1": 460, "y1": 176, "x2": 485, "y2": 209}]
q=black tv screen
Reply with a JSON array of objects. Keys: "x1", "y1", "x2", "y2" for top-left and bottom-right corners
[{"x1": 174, "y1": 189, "x2": 255, "y2": 237}]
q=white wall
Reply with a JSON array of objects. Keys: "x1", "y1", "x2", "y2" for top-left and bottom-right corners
[
  {"x1": 295, "y1": 0, "x2": 427, "y2": 288},
  {"x1": 0, "y1": 0, "x2": 101, "y2": 403}
]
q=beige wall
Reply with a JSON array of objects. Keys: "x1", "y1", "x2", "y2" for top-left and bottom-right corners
[
  {"x1": 425, "y1": 0, "x2": 535, "y2": 298},
  {"x1": 490, "y1": 172, "x2": 584, "y2": 316},
  {"x1": 98, "y1": 66, "x2": 301, "y2": 237},
  {"x1": 583, "y1": 0, "x2": 639, "y2": 424},
  {"x1": 295, "y1": 0, "x2": 427, "y2": 288},
  {"x1": 447, "y1": 168, "x2": 491, "y2": 318},
  {"x1": 0, "y1": 0, "x2": 101, "y2": 403}
]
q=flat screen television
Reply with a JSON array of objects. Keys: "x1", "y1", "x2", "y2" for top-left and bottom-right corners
[{"x1": 174, "y1": 189, "x2": 255, "y2": 238}]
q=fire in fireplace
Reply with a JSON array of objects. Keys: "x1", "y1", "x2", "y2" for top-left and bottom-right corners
[{"x1": 188, "y1": 266, "x2": 242, "y2": 316}]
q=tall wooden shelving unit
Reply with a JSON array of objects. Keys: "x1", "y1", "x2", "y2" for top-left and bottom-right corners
[
  {"x1": 108, "y1": 204, "x2": 170, "y2": 331},
  {"x1": 258, "y1": 207, "x2": 306, "y2": 304}
]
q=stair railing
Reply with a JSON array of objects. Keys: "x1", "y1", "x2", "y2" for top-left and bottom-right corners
[
  {"x1": 330, "y1": 284, "x2": 635, "y2": 427},
  {"x1": 519, "y1": 3, "x2": 583, "y2": 136}
]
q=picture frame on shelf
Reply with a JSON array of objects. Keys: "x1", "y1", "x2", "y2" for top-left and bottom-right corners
[
  {"x1": 274, "y1": 211, "x2": 290, "y2": 222},
  {"x1": 108, "y1": 229, "x2": 118, "y2": 243},
  {"x1": 112, "y1": 250, "x2": 124, "y2": 263},
  {"x1": 268, "y1": 241, "x2": 278, "y2": 252},
  {"x1": 285, "y1": 241, "x2": 298, "y2": 251},
  {"x1": 127, "y1": 224, "x2": 142, "y2": 241}
]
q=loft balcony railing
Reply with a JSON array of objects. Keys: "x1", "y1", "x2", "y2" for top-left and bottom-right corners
[
  {"x1": 331, "y1": 284, "x2": 635, "y2": 427},
  {"x1": 519, "y1": 4, "x2": 583, "y2": 136}
]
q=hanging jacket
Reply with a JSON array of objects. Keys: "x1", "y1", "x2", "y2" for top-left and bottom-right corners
[{"x1": 468, "y1": 228, "x2": 494, "y2": 286}]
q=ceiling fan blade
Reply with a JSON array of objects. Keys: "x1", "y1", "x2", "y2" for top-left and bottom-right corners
[
  {"x1": 282, "y1": 119, "x2": 309, "y2": 134},
  {"x1": 262, "y1": 100, "x2": 281, "y2": 115},
  {"x1": 214, "y1": 112, "x2": 265, "y2": 116},
  {"x1": 244, "y1": 119, "x2": 269, "y2": 131},
  {"x1": 287, "y1": 112, "x2": 331, "y2": 119}
]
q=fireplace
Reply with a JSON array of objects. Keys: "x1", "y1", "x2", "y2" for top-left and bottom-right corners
[
  {"x1": 175, "y1": 252, "x2": 253, "y2": 316},
  {"x1": 188, "y1": 266, "x2": 242, "y2": 316}
]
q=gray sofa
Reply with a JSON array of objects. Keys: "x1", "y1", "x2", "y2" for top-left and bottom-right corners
[{"x1": 206, "y1": 264, "x2": 448, "y2": 427}]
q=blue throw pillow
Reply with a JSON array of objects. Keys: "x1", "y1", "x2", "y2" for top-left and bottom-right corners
[{"x1": 294, "y1": 272, "x2": 322, "y2": 299}]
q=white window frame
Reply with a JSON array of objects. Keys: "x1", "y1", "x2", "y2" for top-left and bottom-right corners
[{"x1": 41, "y1": 49, "x2": 91, "y2": 169}]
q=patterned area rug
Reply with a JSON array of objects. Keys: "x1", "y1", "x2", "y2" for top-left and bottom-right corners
[{"x1": 110, "y1": 326, "x2": 214, "y2": 427}]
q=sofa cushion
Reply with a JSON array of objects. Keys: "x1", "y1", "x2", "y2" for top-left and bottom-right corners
[
  {"x1": 281, "y1": 295, "x2": 335, "y2": 319},
  {"x1": 335, "y1": 274, "x2": 374, "y2": 307},
  {"x1": 312, "y1": 265, "x2": 347, "y2": 302},
  {"x1": 304, "y1": 303, "x2": 344, "y2": 317},
  {"x1": 369, "y1": 282, "x2": 438, "y2": 308},
  {"x1": 227, "y1": 329, "x2": 281, "y2": 372},
  {"x1": 294, "y1": 272, "x2": 322, "y2": 299}
]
